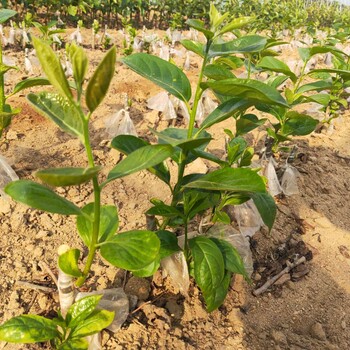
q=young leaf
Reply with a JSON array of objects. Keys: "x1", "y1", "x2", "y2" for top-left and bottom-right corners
[
  {"x1": 35, "y1": 166, "x2": 101, "y2": 187},
  {"x1": 86, "y1": 46, "x2": 116, "y2": 113},
  {"x1": 68, "y1": 43, "x2": 88, "y2": 92},
  {"x1": 0, "y1": 315, "x2": 59, "y2": 343},
  {"x1": 184, "y1": 167, "x2": 266, "y2": 193},
  {"x1": 251, "y1": 192, "x2": 276, "y2": 231},
  {"x1": 180, "y1": 39, "x2": 204, "y2": 58},
  {"x1": 59, "y1": 338, "x2": 88, "y2": 350},
  {"x1": 189, "y1": 237, "x2": 225, "y2": 311},
  {"x1": 185, "y1": 19, "x2": 214, "y2": 39},
  {"x1": 5, "y1": 180, "x2": 81, "y2": 215},
  {"x1": 77, "y1": 203, "x2": 119, "y2": 246},
  {"x1": 236, "y1": 114, "x2": 267, "y2": 136},
  {"x1": 122, "y1": 53, "x2": 192, "y2": 102},
  {"x1": 203, "y1": 64, "x2": 235, "y2": 80},
  {"x1": 0, "y1": 9, "x2": 17, "y2": 24},
  {"x1": 218, "y1": 17, "x2": 254, "y2": 36},
  {"x1": 256, "y1": 57, "x2": 297, "y2": 83},
  {"x1": 10, "y1": 77, "x2": 51, "y2": 97},
  {"x1": 27, "y1": 92, "x2": 84, "y2": 140},
  {"x1": 32, "y1": 37, "x2": 72, "y2": 100},
  {"x1": 58, "y1": 249, "x2": 82, "y2": 278},
  {"x1": 282, "y1": 112, "x2": 318, "y2": 136},
  {"x1": 146, "y1": 201, "x2": 184, "y2": 218},
  {"x1": 296, "y1": 80, "x2": 334, "y2": 94},
  {"x1": 106, "y1": 144, "x2": 173, "y2": 182},
  {"x1": 203, "y1": 79, "x2": 289, "y2": 107},
  {"x1": 66, "y1": 295, "x2": 102, "y2": 328},
  {"x1": 70, "y1": 310, "x2": 114, "y2": 339},
  {"x1": 100, "y1": 230, "x2": 160, "y2": 271},
  {"x1": 157, "y1": 230, "x2": 181, "y2": 259}
]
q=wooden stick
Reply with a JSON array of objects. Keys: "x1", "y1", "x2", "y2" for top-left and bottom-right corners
[
  {"x1": 16, "y1": 281, "x2": 56, "y2": 293},
  {"x1": 253, "y1": 256, "x2": 306, "y2": 296}
]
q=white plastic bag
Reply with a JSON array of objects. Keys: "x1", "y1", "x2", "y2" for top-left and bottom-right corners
[
  {"x1": 264, "y1": 157, "x2": 283, "y2": 196},
  {"x1": 105, "y1": 109, "x2": 137, "y2": 138},
  {"x1": 281, "y1": 164, "x2": 300, "y2": 196},
  {"x1": 0, "y1": 155, "x2": 18, "y2": 197},
  {"x1": 147, "y1": 91, "x2": 169, "y2": 112}
]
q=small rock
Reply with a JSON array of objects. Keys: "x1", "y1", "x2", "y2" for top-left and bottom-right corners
[
  {"x1": 310, "y1": 322, "x2": 327, "y2": 340},
  {"x1": 341, "y1": 320, "x2": 346, "y2": 329},
  {"x1": 125, "y1": 276, "x2": 150, "y2": 300},
  {"x1": 270, "y1": 330, "x2": 287, "y2": 345},
  {"x1": 6, "y1": 130, "x2": 18, "y2": 140},
  {"x1": 0, "y1": 198, "x2": 11, "y2": 214},
  {"x1": 285, "y1": 281, "x2": 296, "y2": 291},
  {"x1": 254, "y1": 273, "x2": 262, "y2": 281},
  {"x1": 165, "y1": 299, "x2": 183, "y2": 319}
]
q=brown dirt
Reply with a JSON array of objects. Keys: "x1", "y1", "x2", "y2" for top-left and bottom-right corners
[{"x1": 0, "y1": 28, "x2": 349, "y2": 350}]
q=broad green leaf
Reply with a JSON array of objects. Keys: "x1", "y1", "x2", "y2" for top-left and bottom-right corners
[
  {"x1": 198, "y1": 97, "x2": 252, "y2": 131},
  {"x1": 184, "y1": 167, "x2": 266, "y2": 193},
  {"x1": 35, "y1": 166, "x2": 101, "y2": 187},
  {"x1": 77, "y1": 203, "x2": 119, "y2": 246},
  {"x1": 203, "y1": 79, "x2": 288, "y2": 107},
  {"x1": 10, "y1": 77, "x2": 51, "y2": 97},
  {"x1": 86, "y1": 46, "x2": 116, "y2": 113},
  {"x1": 27, "y1": 92, "x2": 84, "y2": 139},
  {"x1": 203, "y1": 64, "x2": 235, "y2": 80},
  {"x1": 282, "y1": 111, "x2": 318, "y2": 136},
  {"x1": 146, "y1": 202, "x2": 184, "y2": 218},
  {"x1": 66, "y1": 295, "x2": 102, "y2": 328},
  {"x1": 251, "y1": 192, "x2": 276, "y2": 231},
  {"x1": 5, "y1": 180, "x2": 81, "y2": 215},
  {"x1": 59, "y1": 338, "x2": 88, "y2": 350},
  {"x1": 210, "y1": 237, "x2": 249, "y2": 279},
  {"x1": 107, "y1": 144, "x2": 173, "y2": 182},
  {"x1": 189, "y1": 237, "x2": 225, "y2": 310},
  {"x1": 296, "y1": 80, "x2": 334, "y2": 94},
  {"x1": 236, "y1": 114, "x2": 267, "y2": 136},
  {"x1": 131, "y1": 258, "x2": 160, "y2": 277},
  {"x1": 0, "y1": 9, "x2": 17, "y2": 24},
  {"x1": 209, "y1": 35, "x2": 267, "y2": 58},
  {"x1": 257, "y1": 56, "x2": 297, "y2": 83},
  {"x1": 298, "y1": 46, "x2": 346, "y2": 62},
  {"x1": 268, "y1": 75, "x2": 289, "y2": 89},
  {"x1": 111, "y1": 135, "x2": 170, "y2": 184},
  {"x1": 305, "y1": 93, "x2": 330, "y2": 106},
  {"x1": 70, "y1": 310, "x2": 114, "y2": 339},
  {"x1": 183, "y1": 190, "x2": 220, "y2": 219},
  {"x1": 156, "y1": 230, "x2": 181, "y2": 259},
  {"x1": 0, "y1": 315, "x2": 59, "y2": 343},
  {"x1": 202, "y1": 270, "x2": 231, "y2": 312},
  {"x1": 307, "y1": 68, "x2": 350, "y2": 79},
  {"x1": 58, "y1": 249, "x2": 82, "y2": 277},
  {"x1": 215, "y1": 56, "x2": 244, "y2": 70},
  {"x1": 186, "y1": 19, "x2": 214, "y2": 39},
  {"x1": 218, "y1": 17, "x2": 254, "y2": 35},
  {"x1": 33, "y1": 37, "x2": 72, "y2": 100},
  {"x1": 180, "y1": 39, "x2": 204, "y2": 58},
  {"x1": 122, "y1": 53, "x2": 191, "y2": 102},
  {"x1": 100, "y1": 230, "x2": 160, "y2": 270}
]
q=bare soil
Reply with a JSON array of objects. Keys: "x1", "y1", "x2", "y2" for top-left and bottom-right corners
[{"x1": 0, "y1": 28, "x2": 349, "y2": 350}]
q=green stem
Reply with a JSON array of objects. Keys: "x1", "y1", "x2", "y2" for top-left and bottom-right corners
[
  {"x1": 0, "y1": 36, "x2": 5, "y2": 112},
  {"x1": 76, "y1": 118, "x2": 101, "y2": 288}
]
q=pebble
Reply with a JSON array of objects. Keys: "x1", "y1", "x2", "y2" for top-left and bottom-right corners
[
  {"x1": 310, "y1": 322, "x2": 327, "y2": 340},
  {"x1": 341, "y1": 320, "x2": 346, "y2": 329},
  {"x1": 6, "y1": 130, "x2": 18, "y2": 140},
  {"x1": 125, "y1": 276, "x2": 150, "y2": 300},
  {"x1": 270, "y1": 330, "x2": 288, "y2": 345}
]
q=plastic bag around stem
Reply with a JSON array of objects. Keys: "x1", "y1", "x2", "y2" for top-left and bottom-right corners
[
  {"x1": 105, "y1": 109, "x2": 137, "y2": 138},
  {"x1": 281, "y1": 164, "x2": 300, "y2": 196},
  {"x1": 0, "y1": 155, "x2": 18, "y2": 197},
  {"x1": 264, "y1": 157, "x2": 283, "y2": 197}
]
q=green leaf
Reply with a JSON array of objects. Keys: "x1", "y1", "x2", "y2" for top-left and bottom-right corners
[
  {"x1": 214, "y1": 210, "x2": 231, "y2": 224},
  {"x1": 35, "y1": 166, "x2": 101, "y2": 187},
  {"x1": 308, "y1": 68, "x2": 350, "y2": 79},
  {"x1": 209, "y1": 35, "x2": 267, "y2": 58},
  {"x1": 203, "y1": 64, "x2": 235, "y2": 80},
  {"x1": 70, "y1": 310, "x2": 114, "y2": 339},
  {"x1": 111, "y1": 135, "x2": 170, "y2": 185},
  {"x1": 27, "y1": 92, "x2": 84, "y2": 140},
  {"x1": 189, "y1": 237, "x2": 225, "y2": 311},
  {"x1": 11, "y1": 77, "x2": 51, "y2": 97},
  {"x1": 180, "y1": 39, "x2": 204, "y2": 58},
  {"x1": 251, "y1": 192, "x2": 276, "y2": 231},
  {"x1": 236, "y1": 114, "x2": 267, "y2": 136},
  {"x1": 77, "y1": 203, "x2": 119, "y2": 246},
  {"x1": 0, "y1": 315, "x2": 59, "y2": 343},
  {"x1": 0, "y1": 9, "x2": 17, "y2": 24},
  {"x1": 210, "y1": 237, "x2": 249, "y2": 279},
  {"x1": 86, "y1": 46, "x2": 116, "y2": 113},
  {"x1": 107, "y1": 144, "x2": 173, "y2": 182},
  {"x1": 218, "y1": 17, "x2": 254, "y2": 35},
  {"x1": 282, "y1": 111, "x2": 318, "y2": 136},
  {"x1": 58, "y1": 249, "x2": 82, "y2": 277},
  {"x1": 191, "y1": 149, "x2": 228, "y2": 166},
  {"x1": 131, "y1": 258, "x2": 160, "y2": 277},
  {"x1": 146, "y1": 201, "x2": 184, "y2": 218},
  {"x1": 298, "y1": 46, "x2": 345, "y2": 62},
  {"x1": 68, "y1": 43, "x2": 88, "y2": 92},
  {"x1": 296, "y1": 80, "x2": 334, "y2": 94},
  {"x1": 59, "y1": 338, "x2": 88, "y2": 350},
  {"x1": 66, "y1": 295, "x2": 102, "y2": 328},
  {"x1": 33, "y1": 37, "x2": 72, "y2": 100},
  {"x1": 215, "y1": 56, "x2": 244, "y2": 70},
  {"x1": 100, "y1": 230, "x2": 160, "y2": 271},
  {"x1": 122, "y1": 53, "x2": 191, "y2": 102},
  {"x1": 198, "y1": 97, "x2": 252, "y2": 131},
  {"x1": 305, "y1": 93, "x2": 330, "y2": 106},
  {"x1": 185, "y1": 19, "x2": 214, "y2": 39},
  {"x1": 184, "y1": 167, "x2": 266, "y2": 193},
  {"x1": 5, "y1": 180, "x2": 81, "y2": 215},
  {"x1": 157, "y1": 230, "x2": 181, "y2": 259},
  {"x1": 257, "y1": 57, "x2": 297, "y2": 83},
  {"x1": 203, "y1": 79, "x2": 288, "y2": 107}
]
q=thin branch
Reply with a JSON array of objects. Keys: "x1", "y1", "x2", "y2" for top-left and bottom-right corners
[
  {"x1": 16, "y1": 281, "x2": 56, "y2": 293},
  {"x1": 38, "y1": 261, "x2": 58, "y2": 287}
]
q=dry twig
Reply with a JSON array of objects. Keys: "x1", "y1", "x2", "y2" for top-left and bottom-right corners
[
  {"x1": 38, "y1": 260, "x2": 58, "y2": 286},
  {"x1": 16, "y1": 280, "x2": 56, "y2": 293}
]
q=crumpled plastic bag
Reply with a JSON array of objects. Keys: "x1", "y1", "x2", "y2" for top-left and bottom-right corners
[
  {"x1": 147, "y1": 91, "x2": 169, "y2": 111},
  {"x1": 281, "y1": 164, "x2": 300, "y2": 196},
  {"x1": 232, "y1": 199, "x2": 264, "y2": 238},
  {"x1": 105, "y1": 109, "x2": 137, "y2": 138},
  {"x1": 206, "y1": 223, "x2": 254, "y2": 277},
  {"x1": 195, "y1": 91, "x2": 218, "y2": 124},
  {"x1": 264, "y1": 157, "x2": 283, "y2": 196},
  {"x1": 0, "y1": 155, "x2": 18, "y2": 197}
]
